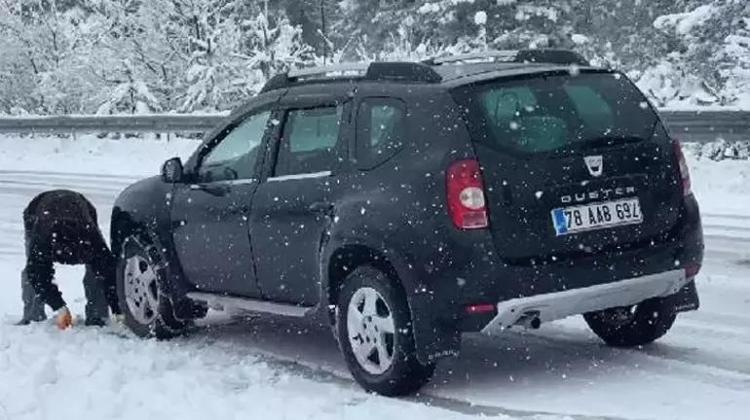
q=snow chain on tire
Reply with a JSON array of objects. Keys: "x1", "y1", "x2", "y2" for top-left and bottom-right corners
[{"x1": 121, "y1": 234, "x2": 186, "y2": 337}]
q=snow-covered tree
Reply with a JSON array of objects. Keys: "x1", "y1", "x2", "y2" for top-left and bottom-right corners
[
  {"x1": 0, "y1": 0, "x2": 747, "y2": 114},
  {"x1": 239, "y1": 2, "x2": 313, "y2": 83},
  {"x1": 653, "y1": 0, "x2": 750, "y2": 106},
  {"x1": 171, "y1": 0, "x2": 312, "y2": 112},
  {"x1": 0, "y1": 0, "x2": 100, "y2": 113}
]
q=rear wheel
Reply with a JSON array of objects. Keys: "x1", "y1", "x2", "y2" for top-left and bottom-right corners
[
  {"x1": 116, "y1": 235, "x2": 189, "y2": 339},
  {"x1": 584, "y1": 297, "x2": 677, "y2": 347},
  {"x1": 337, "y1": 266, "x2": 434, "y2": 396}
]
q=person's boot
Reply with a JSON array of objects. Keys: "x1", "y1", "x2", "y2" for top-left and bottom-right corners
[
  {"x1": 19, "y1": 268, "x2": 47, "y2": 325},
  {"x1": 84, "y1": 317, "x2": 106, "y2": 327},
  {"x1": 83, "y1": 266, "x2": 110, "y2": 327}
]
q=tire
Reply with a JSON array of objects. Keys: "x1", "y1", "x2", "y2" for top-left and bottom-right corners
[
  {"x1": 336, "y1": 266, "x2": 435, "y2": 396},
  {"x1": 584, "y1": 297, "x2": 677, "y2": 347},
  {"x1": 116, "y1": 234, "x2": 189, "y2": 339}
]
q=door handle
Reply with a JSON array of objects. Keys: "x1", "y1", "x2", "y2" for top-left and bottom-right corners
[{"x1": 308, "y1": 201, "x2": 333, "y2": 213}]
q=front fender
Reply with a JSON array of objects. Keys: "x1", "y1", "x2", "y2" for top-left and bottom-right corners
[
  {"x1": 111, "y1": 177, "x2": 199, "y2": 318},
  {"x1": 110, "y1": 176, "x2": 174, "y2": 256}
]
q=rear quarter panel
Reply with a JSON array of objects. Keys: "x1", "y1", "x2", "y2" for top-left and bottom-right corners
[{"x1": 324, "y1": 85, "x2": 503, "y2": 361}]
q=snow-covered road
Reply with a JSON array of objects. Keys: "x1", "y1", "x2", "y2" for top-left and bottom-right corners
[{"x1": 0, "y1": 137, "x2": 748, "y2": 420}]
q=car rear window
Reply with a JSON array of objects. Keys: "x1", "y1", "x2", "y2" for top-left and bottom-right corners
[{"x1": 454, "y1": 72, "x2": 659, "y2": 153}]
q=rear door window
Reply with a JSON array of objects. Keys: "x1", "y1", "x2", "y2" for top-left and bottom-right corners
[
  {"x1": 356, "y1": 98, "x2": 406, "y2": 168},
  {"x1": 274, "y1": 106, "x2": 344, "y2": 176},
  {"x1": 454, "y1": 72, "x2": 658, "y2": 154}
]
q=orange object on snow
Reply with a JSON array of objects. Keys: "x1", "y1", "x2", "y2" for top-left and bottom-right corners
[{"x1": 55, "y1": 307, "x2": 73, "y2": 330}]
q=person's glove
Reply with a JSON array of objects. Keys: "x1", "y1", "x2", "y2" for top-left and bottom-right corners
[{"x1": 55, "y1": 306, "x2": 73, "y2": 330}]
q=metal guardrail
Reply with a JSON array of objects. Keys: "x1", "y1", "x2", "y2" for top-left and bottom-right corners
[
  {"x1": 0, "y1": 114, "x2": 226, "y2": 135},
  {"x1": 0, "y1": 111, "x2": 747, "y2": 144},
  {"x1": 659, "y1": 111, "x2": 750, "y2": 143}
]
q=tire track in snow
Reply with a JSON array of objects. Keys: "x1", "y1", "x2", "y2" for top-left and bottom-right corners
[
  {"x1": 703, "y1": 223, "x2": 750, "y2": 232},
  {"x1": 702, "y1": 213, "x2": 750, "y2": 222},
  {"x1": 0, "y1": 170, "x2": 136, "y2": 195},
  {"x1": 193, "y1": 320, "x2": 640, "y2": 420},
  {"x1": 517, "y1": 323, "x2": 750, "y2": 388},
  {"x1": 197, "y1": 312, "x2": 748, "y2": 420},
  {"x1": 0, "y1": 169, "x2": 140, "y2": 182}
]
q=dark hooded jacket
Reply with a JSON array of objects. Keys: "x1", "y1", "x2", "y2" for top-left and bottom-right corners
[{"x1": 23, "y1": 190, "x2": 119, "y2": 313}]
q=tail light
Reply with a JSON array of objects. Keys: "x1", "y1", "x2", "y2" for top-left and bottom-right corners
[
  {"x1": 685, "y1": 262, "x2": 701, "y2": 278},
  {"x1": 447, "y1": 159, "x2": 489, "y2": 229},
  {"x1": 673, "y1": 139, "x2": 692, "y2": 196}
]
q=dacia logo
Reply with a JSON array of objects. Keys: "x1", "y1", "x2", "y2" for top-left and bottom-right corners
[
  {"x1": 584, "y1": 155, "x2": 603, "y2": 177},
  {"x1": 561, "y1": 186, "x2": 636, "y2": 204}
]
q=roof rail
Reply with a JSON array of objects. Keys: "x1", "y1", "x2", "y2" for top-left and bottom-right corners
[
  {"x1": 288, "y1": 63, "x2": 370, "y2": 79},
  {"x1": 260, "y1": 62, "x2": 442, "y2": 93},
  {"x1": 431, "y1": 50, "x2": 518, "y2": 64},
  {"x1": 427, "y1": 49, "x2": 589, "y2": 66}
]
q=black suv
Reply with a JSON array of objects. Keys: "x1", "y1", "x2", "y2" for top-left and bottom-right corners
[{"x1": 111, "y1": 50, "x2": 703, "y2": 396}]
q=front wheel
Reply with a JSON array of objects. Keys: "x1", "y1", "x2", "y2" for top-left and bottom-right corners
[
  {"x1": 584, "y1": 297, "x2": 677, "y2": 347},
  {"x1": 337, "y1": 266, "x2": 434, "y2": 396},
  {"x1": 116, "y1": 235, "x2": 189, "y2": 339}
]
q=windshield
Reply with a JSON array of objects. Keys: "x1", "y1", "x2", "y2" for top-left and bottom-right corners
[{"x1": 454, "y1": 71, "x2": 659, "y2": 153}]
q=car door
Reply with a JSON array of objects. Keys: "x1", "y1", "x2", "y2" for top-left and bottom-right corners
[
  {"x1": 170, "y1": 107, "x2": 274, "y2": 297},
  {"x1": 249, "y1": 95, "x2": 350, "y2": 306}
]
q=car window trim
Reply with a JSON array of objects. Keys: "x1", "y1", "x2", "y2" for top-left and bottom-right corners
[
  {"x1": 266, "y1": 170, "x2": 332, "y2": 183},
  {"x1": 189, "y1": 178, "x2": 258, "y2": 189}
]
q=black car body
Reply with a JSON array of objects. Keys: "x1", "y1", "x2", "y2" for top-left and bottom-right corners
[{"x1": 111, "y1": 50, "x2": 703, "y2": 395}]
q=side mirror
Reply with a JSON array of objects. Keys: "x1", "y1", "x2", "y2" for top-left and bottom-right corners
[{"x1": 161, "y1": 157, "x2": 184, "y2": 183}]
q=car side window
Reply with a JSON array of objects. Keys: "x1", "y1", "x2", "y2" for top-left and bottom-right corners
[
  {"x1": 356, "y1": 98, "x2": 406, "y2": 168},
  {"x1": 198, "y1": 110, "x2": 271, "y2": 183},
  {"x1": 273, "y1": 106, "x2": 343, "y2": 177}
]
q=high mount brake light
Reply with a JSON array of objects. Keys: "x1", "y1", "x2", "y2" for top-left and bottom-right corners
[
  {"x1": 673, "y1": 139, "x2": 692, "y2": 196},
  {"x1": 447, "y1": 159, "x2": 489, "y2": 230}
]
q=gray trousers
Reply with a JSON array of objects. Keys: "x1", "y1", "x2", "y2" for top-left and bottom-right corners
[{"x1": 21, "y1": 266, "x2": 110, "y2": 323}]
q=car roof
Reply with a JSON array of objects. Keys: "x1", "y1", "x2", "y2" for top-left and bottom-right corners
[
  {"x1": 261, "y1": 62, "x2": 604, "y2": 95},
  {"x1": 260, "y1": 49, "x2": 601, "y2": 94}
]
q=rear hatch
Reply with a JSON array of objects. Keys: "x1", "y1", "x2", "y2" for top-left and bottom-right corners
[{"x1": 452, "y1": 70, "x2": 682, "y2": 261}]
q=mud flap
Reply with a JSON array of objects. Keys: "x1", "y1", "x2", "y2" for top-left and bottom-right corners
[
  {"x1": 410, "y1": 293, "x2": 461, "y2": 364},
  {"x1": 665, "y1": 280, "x2": 700, "y2": 313}
]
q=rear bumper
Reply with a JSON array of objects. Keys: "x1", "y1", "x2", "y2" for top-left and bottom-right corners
[
  {"x1": 408, "y1": 195, "x2": 703, "y2": 361},
  {"x1": 480, "y1": 269, "x2": 690, "y2": 334},
  {"x1": 456, "y1": 194, "x2": 704, "y2": 306}
]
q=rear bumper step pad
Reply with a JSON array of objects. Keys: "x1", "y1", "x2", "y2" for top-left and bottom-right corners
[{"x1": 481, "y1": 269, "x2": 690, "y2": 335}]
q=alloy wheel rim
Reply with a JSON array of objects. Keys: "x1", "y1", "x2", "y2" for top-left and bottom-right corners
[
  {"x1": 124, "y1": 255, "x2": 159, "y2": 325},
  {"x1": 346, "y1": 287, "x2": 396, "y2": 375}
]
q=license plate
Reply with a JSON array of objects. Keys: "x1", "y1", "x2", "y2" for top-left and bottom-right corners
[{"x1": 552, "y1": 198, "x2": 642, "y2": 236}]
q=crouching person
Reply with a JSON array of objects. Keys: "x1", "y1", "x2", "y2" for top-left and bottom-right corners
[{"x1": 19, "y1": 190, "x2": 121, "y2": 328}]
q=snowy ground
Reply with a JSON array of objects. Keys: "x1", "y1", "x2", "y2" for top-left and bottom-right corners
[{"x1": 0, "y1": 135, "x2": 748, "y2": 420}]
